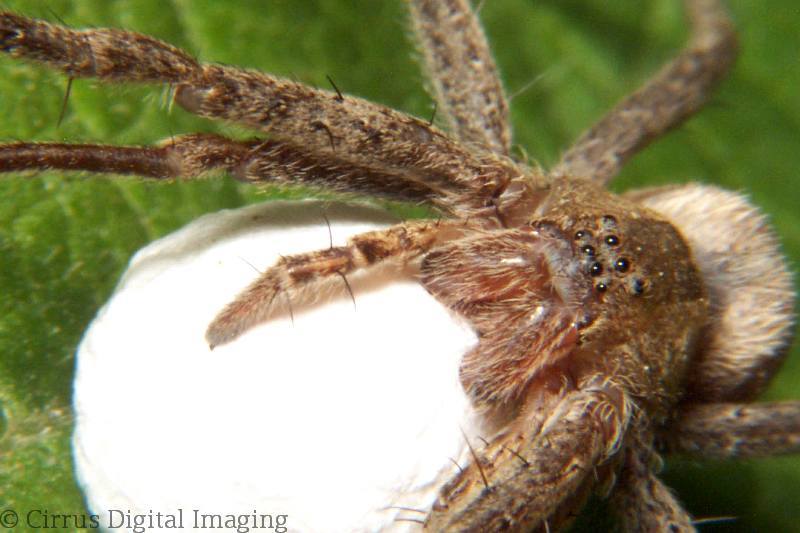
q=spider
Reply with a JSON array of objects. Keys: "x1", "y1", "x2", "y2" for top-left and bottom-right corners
[{"x1": 0, "y1": 0, "x2": 798, "y2": 531}]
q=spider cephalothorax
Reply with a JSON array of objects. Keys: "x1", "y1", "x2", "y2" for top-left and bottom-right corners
[
  {"x1": 0, "y1": 0, "x2": 797, "y2": 531},
  {"x1": 422, "y1": 177, "x2": 708, "y2": 418}
]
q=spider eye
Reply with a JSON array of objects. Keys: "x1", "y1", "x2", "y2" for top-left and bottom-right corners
[
  {"x1": 604, "y1": 235, "x2": 620, "y2": 246},
  {"x1": 614, "y1": 257, "x2": 630, "y2": 272},
  {"x1": 632, "y1": 278, "x2": 646, "y2": 295},
  {"x1": 589, "y1": 262, "x2": 603, "y2": 276},
  {"x1": 581, "y1": 245, "x2": 595, "y2": 256},
  {"x1": 595, "y1": 282, "x2": 608, "y2": 292},
  {"x1": 574, "y1": 230, "x2": 589, "y2": 239}
]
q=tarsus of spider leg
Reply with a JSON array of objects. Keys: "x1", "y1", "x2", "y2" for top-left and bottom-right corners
[{"x1": 553, "y1": 0, "x2": 738, "y2": 185}]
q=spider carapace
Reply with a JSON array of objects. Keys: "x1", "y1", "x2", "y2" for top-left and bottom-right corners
[{"x1": 421, "y1": 176, "x2": 707, "y2": 413}]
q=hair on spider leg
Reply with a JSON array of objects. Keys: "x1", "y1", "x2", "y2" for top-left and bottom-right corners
[
  {"x1": 692, "y1": 515, "x2": 739, "y2": 526},
  {"x1": 237, "y1": 256, "x2": 263, "y2": 276},
  {"x1": 244, "y1": 138, "x2": 272, "y2": 160},
  {"x1": 427, "y1": 102, "x2": 437, "y2": 126},
  {"x1": 325, "y1": 74, "x2": 344, "y2": 102},
  {"x1": 392, "y1": 516, "x2": 426, "y2": 525},
  {"x1": 321, "y1": 213, "x2": 333, "y2": 250},
  {"x1": 164, "y1": 98, "x2": 177, "y2": 146},
  {"x1": 311, "y1": 120, "x2": 337, "y2": 152},
  {"x1": 388, "y1": 507, "x2": 429, "y2": 527},
  {"x1": 382, "y1": 505, "x2": 427, "y2": 514},
  {"x1": 501, "y1": 444, "x2": 531, "y2": 467},
  {"x1": 448, "y1": 457, "x2": 464, "y2": 475},
  {"x1": 267, "y1": 265, "x2": 294, "y2": 322},
  {"x1": 162, "y1": 82, "x2": 178, "y2": 116},
  {"x1": 41, "y1": 5, "x2": 82, "y2": 128},
  {"x1": 507, "y1": 70, "x2": 551, "y2": 104},
  {"x1": 337, "y1": 271, "x2": 356, "y2": 311},
  {"x1": 43, "y1": 5, "x2": 68, "y2": 27},
  {"x1": 282, "y1": 285, "x2": 295, "y2": 327},
  {"x1": 512, "y1": 143, "x2": 532, "y2": 166},
  {"x1": 460, "y1": 427, "x2": 490, "y2": 490},
  {"x1": 56, "y1": 76, "x2": 73, "y2": 128}
]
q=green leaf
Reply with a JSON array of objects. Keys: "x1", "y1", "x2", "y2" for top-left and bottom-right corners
[{"x1": 0, "y1": 1, "x2": 797, "y2": 531}]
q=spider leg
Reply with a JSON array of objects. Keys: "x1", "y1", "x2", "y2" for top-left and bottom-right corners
[
  {"x1": 612, "y1": 435, "x2": 695, "y2": 532},
  {"x1": 426, "y1": 384, "x2": 631, "y2": 531},
  {"x1": 173, "y1": 67, "x2": 516, "y2": 214},
  {"x1": 0, "y1": 12, "x2": 524, "y2": 218},
  {"x1": 205, "y1": 220, "x2": 452, "y2": 347},
  {"x1": 553, "y1": 0, "x2": 737, "y2": 185},
  {"x1": 0, "y1": 134, "x2": 453, "y2": 205},
  {"x1": 663, "y1": 402, "x2": 800, "y2": 459},
  {"x1": 406, "y1": 0, "x2": 512, "y2": 156}
]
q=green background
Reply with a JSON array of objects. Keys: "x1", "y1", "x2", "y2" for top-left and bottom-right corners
[{"x1": 0, "y1": 1, "x2": 797, "y2": 531}]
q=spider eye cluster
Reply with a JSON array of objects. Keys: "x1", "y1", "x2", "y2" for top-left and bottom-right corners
[{"x1": 573, "y1": 215, "x2": 646, "y2": 297}]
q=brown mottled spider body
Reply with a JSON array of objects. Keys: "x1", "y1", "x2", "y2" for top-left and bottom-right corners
[
  {"x1": 420, "y1": 177, "x2": 712, "y2": 530},
  {"x1": 0, "y1": 1, "x2": 797, "y2": 531}
]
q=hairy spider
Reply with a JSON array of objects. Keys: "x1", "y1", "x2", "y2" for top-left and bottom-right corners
[{"x1": 0, "y1": 1, "x2": 798, "y2": 531}]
